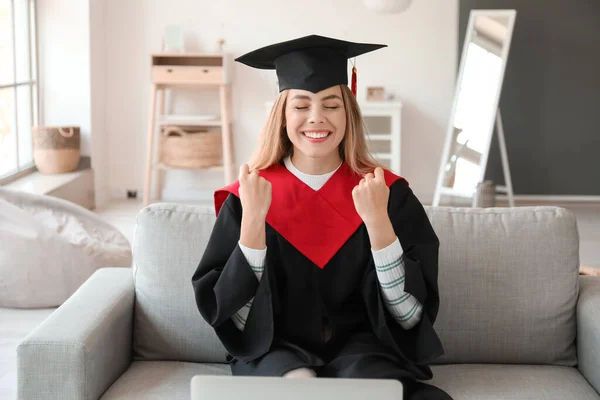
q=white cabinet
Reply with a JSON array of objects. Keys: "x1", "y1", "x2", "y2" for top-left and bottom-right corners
[
  {"x1": 264, "y1": 100, "x2": 402, "y2": 174},
  {"x1": 359, "y1": 101, "x2": 402, "y2": 175}
]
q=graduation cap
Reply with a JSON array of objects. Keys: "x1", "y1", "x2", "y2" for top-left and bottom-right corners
[{"x1": 235, "y1": 35, "x2": 387, "y2": 96}]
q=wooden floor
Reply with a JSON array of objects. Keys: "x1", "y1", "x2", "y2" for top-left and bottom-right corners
[{"x1": 1, "y1": 198, "x2": 599, "y2": 399}]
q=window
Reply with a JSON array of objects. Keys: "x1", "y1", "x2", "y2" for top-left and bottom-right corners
[{"x1": 0, "y1": 0, "x2": 38, "y2": 180}]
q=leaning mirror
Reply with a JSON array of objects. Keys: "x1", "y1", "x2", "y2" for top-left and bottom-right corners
[{"x1": 433, "y1": 10, "x2": 517, "y2": 207}]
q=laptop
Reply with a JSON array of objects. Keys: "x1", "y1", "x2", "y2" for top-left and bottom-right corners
[{"x1": 191, "y1": 375, "x2": 403, "y2": 400}]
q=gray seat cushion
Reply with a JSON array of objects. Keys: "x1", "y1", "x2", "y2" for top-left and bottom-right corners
[
  {"x1": 101, "y1": 362, "x2": 600, "y2": 400},
  {"x1": 429, "y1": 364, "x2": 600, "y2": 399},
  {"x1": 100, "y1": 361, "x2": 230, "y2": 399}
]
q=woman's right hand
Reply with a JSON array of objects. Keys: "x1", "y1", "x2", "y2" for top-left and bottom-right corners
[{"x1": 238, "y1": 164, "x2": 272, "y2": 222}]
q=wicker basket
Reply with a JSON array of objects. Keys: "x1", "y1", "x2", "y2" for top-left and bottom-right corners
[
  {"x1": 160, "y1": 126, "x2": 222, "y2": 169},
  {"x1": 32, "y1": 126, "x2": 81, "y2": 174}
]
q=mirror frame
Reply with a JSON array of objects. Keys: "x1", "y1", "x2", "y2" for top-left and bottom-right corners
[{"x1": 433, "y1": 9, "x2": 517, "y2": 206}]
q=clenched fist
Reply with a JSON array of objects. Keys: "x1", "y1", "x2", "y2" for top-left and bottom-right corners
[
  {"x1": 352, "y1": 167, "x2": 389, "y2": 226},
  {"x1": 238, "y1": 164, "x2": 272, "y2": 221}
]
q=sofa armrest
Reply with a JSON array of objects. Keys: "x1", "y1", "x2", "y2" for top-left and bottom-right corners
[
  {"x1": 17, "y1": 268, "x2": 134, "y2": 400},
  {"x1": 577, "y1": 275, "x2": 600, "y2": 394}
]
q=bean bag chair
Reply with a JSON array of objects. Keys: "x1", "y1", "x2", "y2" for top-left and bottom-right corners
[{"x1": 0, "y1": 187, "x2": 132, "y2": 308}]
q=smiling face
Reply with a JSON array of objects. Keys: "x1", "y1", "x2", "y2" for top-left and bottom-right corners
[{"x1": 284, "y1": 85, "x2": 347, "y2": 172}]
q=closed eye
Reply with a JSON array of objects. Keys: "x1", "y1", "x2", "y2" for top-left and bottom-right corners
[{"x1": 293, "y1": 105, "x2": 340, "y2": 110}]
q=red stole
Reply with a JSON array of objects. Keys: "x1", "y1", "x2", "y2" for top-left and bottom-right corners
[{"x1": 214, "y1": 162, "x2": 406, "y2": 269}]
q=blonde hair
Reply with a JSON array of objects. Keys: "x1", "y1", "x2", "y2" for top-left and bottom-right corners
[{"x1": 248, "y1": 85, "x2": 385, "y2": 176}]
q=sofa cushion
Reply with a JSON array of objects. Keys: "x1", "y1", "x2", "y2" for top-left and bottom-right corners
[
  {"x1": 429, "y1": 364, "x2": 600, "y2": 399},
  {"x1": 426, "y1": 206, "x2": 579, "y2": 366},
  {"x1": 132, "y1": 204, "x2": 227, "y2": 363},
  {"x1": 100, "y1": 361, "x2": 230, "y2": 399}
]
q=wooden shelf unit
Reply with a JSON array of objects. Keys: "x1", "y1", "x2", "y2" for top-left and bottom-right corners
[{"x1": 143, "y1": 53, "x2": 235, "y2": 206}]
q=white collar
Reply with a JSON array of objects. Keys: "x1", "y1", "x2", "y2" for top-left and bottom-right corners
[{"x1": 283, "y1": 156, "x2": 342, "y2": 191}]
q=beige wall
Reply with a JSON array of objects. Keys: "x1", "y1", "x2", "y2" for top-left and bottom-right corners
[{"x1": 44, "y1": 0, "x2": 459, "y2": 206}]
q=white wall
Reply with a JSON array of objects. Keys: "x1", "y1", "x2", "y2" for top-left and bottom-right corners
[
  {"x1": 37, "y1": 0, "x2": 111, "y2": 207},
  {"x1": 89, "y1": 0, "x2": 109, "y2": 207},
  {"x1": 89, "y1": 0, "x2": 458, "y2": 204},
  {"x1": 37, "y1": 0, "x2": 92, "y2": 156}
]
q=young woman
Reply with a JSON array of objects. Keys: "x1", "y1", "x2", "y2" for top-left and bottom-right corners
[{"x1": 192, "y1": 35, "x2": 452, "y2": 400}]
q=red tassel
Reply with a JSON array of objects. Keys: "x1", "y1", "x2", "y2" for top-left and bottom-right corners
[{"x1": 351, "y1": 66, "x2": 357, "y2": 96}]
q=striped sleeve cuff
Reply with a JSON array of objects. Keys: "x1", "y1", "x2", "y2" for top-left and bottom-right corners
[
  {"x1": 238, "y1": 241, "x2": 266, "y2": 267},
  {"x1": 232, "y1": 298, "x2": 254, "y2": 331},
  {"x1": 238, "y1": 241, "x2": 266, "y2": 279},
  {"x1": 372, "y1": 237, "x2": 424, "y2": 329},
  {"x1": 373, "y1": 237, "x2": 405, "y2": 294},
  {"x1": 371, "y1": 237, "x2": 404, "y2": 266}
]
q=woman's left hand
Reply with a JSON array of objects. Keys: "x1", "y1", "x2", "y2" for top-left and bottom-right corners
[{"x1": 352, "y1": 167, "x2": 390, "y2": 226}]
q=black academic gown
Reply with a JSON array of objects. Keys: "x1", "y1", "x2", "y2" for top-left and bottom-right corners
[{"x1": 192, "y1": 162, "x2": 452, "y2": 400}]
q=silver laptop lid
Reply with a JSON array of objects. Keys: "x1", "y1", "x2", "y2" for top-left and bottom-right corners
[{"x1": 191, "y1": 376, "x2": 403, "y2": 400}]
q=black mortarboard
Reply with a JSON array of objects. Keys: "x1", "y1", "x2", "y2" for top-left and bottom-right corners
[{"x1": 235, "y1": 35, "x2": 387, "y2": 94}]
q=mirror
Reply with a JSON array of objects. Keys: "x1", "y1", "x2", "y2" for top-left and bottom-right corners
[{"x1": 433, "y1": 10, "x2": 517, "y2": 207}]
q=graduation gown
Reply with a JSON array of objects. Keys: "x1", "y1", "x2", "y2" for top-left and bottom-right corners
[{"x1": 191, "y1": 161, "x2": 447, "y2": 394}]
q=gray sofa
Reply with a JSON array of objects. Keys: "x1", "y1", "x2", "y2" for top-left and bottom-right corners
[{"x1": 17, "y1": 203, "x2": 600, "y2": 399}]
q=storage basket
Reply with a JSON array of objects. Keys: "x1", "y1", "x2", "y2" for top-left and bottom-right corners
[
  {"x1": 32, "y1": 126, "x2": 81, "y2": 174},
  {"x1": 160, "y1": 126, "x2": 222, "y2": 169}
]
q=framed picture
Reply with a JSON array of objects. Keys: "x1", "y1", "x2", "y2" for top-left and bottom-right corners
[
  {"x1": 163, "y1": 25, "x2": 185, "y2": 53},
  {"x1": 366, "y1": 86, "x2": 385, "y2": 101}
]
